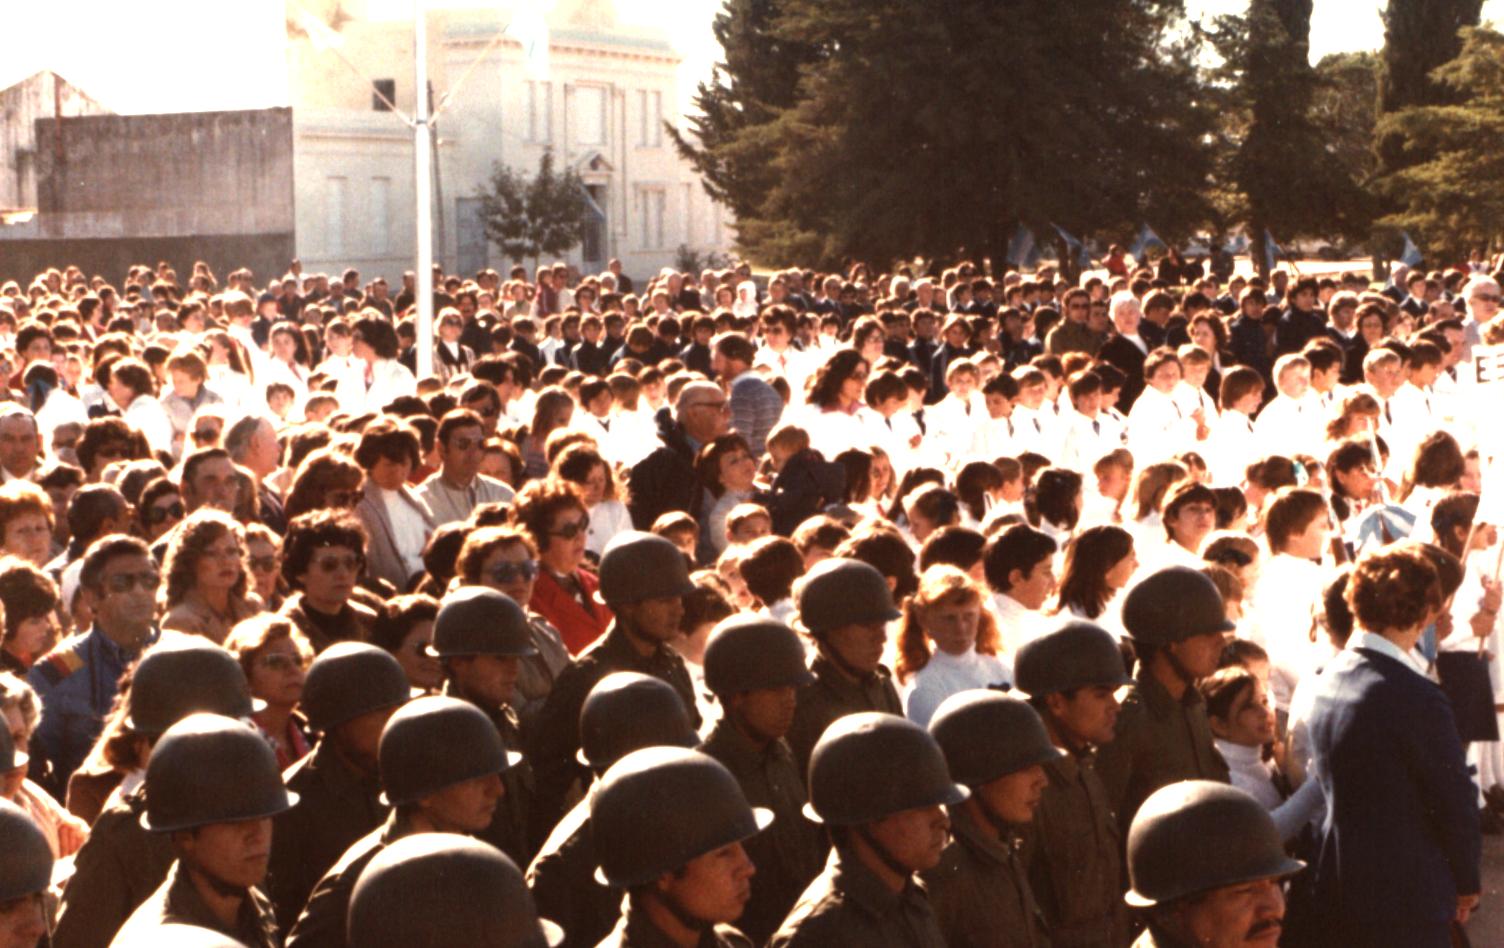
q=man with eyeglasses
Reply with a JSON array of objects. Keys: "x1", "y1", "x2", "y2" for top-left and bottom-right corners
[
  {"x1": 418, "y1": 409, "x2": 516, "y2": 526},
  {"x1": 626, "y1": 380, "x2": 730, "y2": 530},
  {"x1": 28, "y1": 535, "x2": 162, "y2": 796},
  {"x1": 1046, "y1": 287, "x2": 1106, "y2": 357}
]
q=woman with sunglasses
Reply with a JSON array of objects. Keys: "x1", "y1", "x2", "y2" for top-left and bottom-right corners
[
  {"x1": 224, "y1": 614, "x2": 313, "y2": 769},
  {"x1": 509, "y1": 476, "x2": 610, "y2": 654},
  {"x1": 554, "y1": 443, "x2": 632, "y2": 560},
  {"x1": 369, "y1": 593, "x2": 443, "y2": 693},
  {"x1": 433, "y1": 306, "x2": 475, "y2": 385},
  {"x1": 159, "y1": 509, "x2": 263, "y2": 645},
  {"x1": 134, "y1": 478, "x2": 184, "y2": 544},
  {"x1": 454, "y1": 526, "x2": 572, "y2": 724},
  {"x1": 244, "y1": 523, "x2": 286, "y2": 610},
  {"x1": 278, "y1": 510, "x2": 378, "y2": 653}
]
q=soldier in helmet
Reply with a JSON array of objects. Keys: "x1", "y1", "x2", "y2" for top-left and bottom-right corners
[
  {"x1": 348, "y1": 834, "x2": 561, "y2": 948},
  {"x1": 699, "y1": 615, "x2": 827, "y2": 944},
  {"x1": 267, "y1": 639, "x2": 412, "y2": 928},
  {"x1": 1094, "y1": 567, "x2": 1231, "y2": 827},
  {"x1": 0, "y1": 797, "x2": 51, "y2": 948},
  {"x1": 427, "y1": 586, "x2": 539, "y2": 864},
  {"x1": 1015, "y1": 621, "x2": 1132, "y2": 947},
  {"x1": 287, "y1": 696, "x2": 522, "y2": 947},
  {"x1": 591, "y1": 746, "x2": 771, "y2": 947},
  {"x1": 771, "y1": 712, "x2": 967, "y2": 948},
  {"x1": 924, "y1": 689, "x2": 1058, "y2": 948},
  {"x1": 528, "y1": 531, "x2": 700, "y2": 827},
  {"x1": 53, "y1": 638, "x2": 260, "y2": 948},
  {"x1": 527, "y1": 672, "x2": 699, "y2": 948},
  {"x1": 1125, "y1": 781, "x2": 1303, "y2": 947},
  {"x1": 113, "y1": 713, "x2": 297, "y2": 947},
  {"x1": 784, "y1": 558, "x2": 904, "y2": 773}
]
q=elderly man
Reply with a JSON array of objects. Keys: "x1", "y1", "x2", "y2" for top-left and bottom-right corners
[
  {"x1": 713, "y1": 331, "x2": 782, "y2": 459},
  {"x1": 1461, "y1": 273, "x2": 1500, "y2": 363},
  {"x1": 417, "y1": 408, "x2": 516, "y2": 525},
  {"x1": 626, "y1": 380, "x2": 729, "y2": 530},
  {"x1": 1099, "y1": 291, "x2": 1153, "y2": 410},
  {"x1": 223, "y1": 413, "x2": 286, "y2": 533},
  {"x1": 0, "y1": 405, "x2": 41, "y2": 483}
]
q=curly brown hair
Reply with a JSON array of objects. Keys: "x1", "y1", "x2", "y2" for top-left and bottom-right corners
[
  {"x1": 455, "y1": 526, "x2": 537, "y2": 585},
  {"x1": 508, "y1": 476, "x2": 587, "y2": 553},
  {"x1": 161, "y1": 508, "x2": 248, "y2": 608}
]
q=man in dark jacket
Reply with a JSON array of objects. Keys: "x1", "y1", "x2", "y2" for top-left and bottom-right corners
[
  {"x1": 626, "y1": 381, "x2": 728, "y2": 530},
  {"x1": 1273, "y1": 277, "x2": 1327, "y2": 357}
]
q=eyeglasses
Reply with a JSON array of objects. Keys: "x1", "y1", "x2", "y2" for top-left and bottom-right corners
[
  {"x1": 691, "y1": 401, "x2": 729, "y2": 413},
  {"x1": 145, "y1": 501, "x2": 184, "y2": 524},
  {"x1": 104, "y1": 571, "x2": 160, "y2": 594},
  {"x1": 487, "y1": 559, "x2": 539, "y2": 584},
  {"x1": 256, "y1": 653, "x2": 307, "y2": 672},
  {"x1": 1476, "y1": 294, "x2": 1502, "y2": 304},
  {"x1": 311, "y1": 553, "x2": 363, "y2": 574},
  {"x1": 549, "y1": 518, "x2": 589, "y2": 540},
  {"x1": 249, "y1": 555, "x2": 279, "y2": 573}
]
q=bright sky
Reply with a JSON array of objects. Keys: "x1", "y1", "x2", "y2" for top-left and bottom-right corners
[{"x1": 3, "y1": 0, "x2": 1501, "y2": 115}]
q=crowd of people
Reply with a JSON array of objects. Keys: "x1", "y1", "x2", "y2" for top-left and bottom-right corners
[{"x1": 0, "y1": 248, "x2": 1495, "y2": 947}]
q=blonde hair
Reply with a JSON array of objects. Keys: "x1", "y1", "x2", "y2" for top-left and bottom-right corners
[{"x1": 895, "y1": 565, "x2": 1000, "y2": 683}]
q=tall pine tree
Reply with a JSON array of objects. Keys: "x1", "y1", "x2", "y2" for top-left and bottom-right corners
[{"x1": 1377, "y1": 0, "x2": 1483, "y2": 176}]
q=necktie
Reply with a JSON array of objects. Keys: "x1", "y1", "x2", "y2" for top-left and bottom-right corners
[
  {"x1": 1385, "y1": 402, "x2": 1393, "y2": 424},
  {"x1": 915, "y1": 411, "x2": 927, "y2": 436},
  {"x1": 1171, "y1": 399, "x2": 1182, "y2": 419},
  {"x1": 1033, "y1": 418, "x2": 1042, "y2": 435},
  {"x1": 1092, "y1": 419, "x2": 1100, "y2": 436},
  {"x1": 964, "y1": 402, "x2": 971, "y2": 417},
  {"x1": 1007, "y1": 418, "x2": 1015, "y2": 437}
]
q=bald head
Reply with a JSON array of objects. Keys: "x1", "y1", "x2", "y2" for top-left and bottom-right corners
[{"x1": 675, "y1": 380, "x2": 730, "y2": 442}]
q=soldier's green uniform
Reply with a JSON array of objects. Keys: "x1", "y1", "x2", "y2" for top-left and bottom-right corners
[
  {"x1": 924, "y1": 805, "x2": 1050, "y2": 948},
  {"x1": 113, "y1": 862, "x2": 281, "y2": 948},
  {"x1": 772, "y1": 848, "x2": 948, "y2": 948}
]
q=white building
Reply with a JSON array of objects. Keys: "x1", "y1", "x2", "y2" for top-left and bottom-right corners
[{"x1": 287, "y1": 0, "x2": 731, "y2": 285}]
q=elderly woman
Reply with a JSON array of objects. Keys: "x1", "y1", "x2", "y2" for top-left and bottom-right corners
[
  {"x1": 0, "y1": 559, "x2": 58, "y2": 675},
  {"x1": 160, "y1": 509, "x2": 263, "y2": 644},
  {"x1": 352, "y1": 418, "x2": 438, "y2": 591},
  {"x1": 224, "y1": 614, "x2": 313, "y2": 770},
  {"x1": 278, "y1": 510, "x2": 378, "y2": 652},
  {"x1": 0, "y1": 481, "x2": 54, "y2": 568},
  {"x1": 1, "y1": 672, "x2": 88, "y2": 857},
  {"x1": 509, "y1": 476, "x2": 610, "y2": 654},
  {"x1": 369, "y1": 593, "x2": 443, "y2": 693},
  {"x1": 454, "y1": 525, "x2": 573, "y2": 723},
  {"x1": 335, "y1": 315, "x2": 417, "y2": 415},
  {"x1": 285, "y1": 448, "x2": 364, "y2": 521}
]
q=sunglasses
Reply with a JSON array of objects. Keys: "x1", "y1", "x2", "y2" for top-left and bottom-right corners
[
  {"x1": 257, "y1": 653, "x2": 307, "y2": 672},
  {"x1": 146, "y1": 501, "x2": 184, "y2": 524},
  {"x1": 549, "y1": 519, "x2": 589, "y2": 540},
  {"x1": 249, "y1": 555, "x2": 279, "y2": 573},
  {"x1": 488, "y1": 559, "x2": 539, "y2": 584},
  {"x1": 104, "y1": 571, "x2": 160, "y2": 594},
  {"x1": 312, "y1": 553, "x2": 363, "y2": 574}
]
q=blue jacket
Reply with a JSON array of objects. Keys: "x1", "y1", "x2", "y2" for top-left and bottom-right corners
[{"x1": 1307, "y1": 646, "x2": 1480, "y2": 948}]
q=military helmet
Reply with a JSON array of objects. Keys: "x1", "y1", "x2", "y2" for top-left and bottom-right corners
[
  {"x1": 1126, "y1": 780, "x2": 1305, "y2": 907},
  {"x1": 0, "y1": 798, "x2": 50, "y2": 902},
  {"x1": 1014, "y1": 621, "x2": 1130, "y2": 697},
  {"x1": 928, "y1": 690, "x2": 1062, "y2": 787},
  {"x1": 427, "y1": 586, "x2": 537, "y2": 658},
  {"x1": 302, "y1": 642, "x2": 411, "y2": 733},
  {"x1": 126, "y1": 637, "x2": 260, "y2": 737},
  {"x1": 114, "y1": 925, "x2": 251, "y2": 948},
  {"x1": 795, "y1": 557, "x2": 901, "y2": 635},
  {"x1": 379, "y1": 696, "x2": 520, "y2": 806},
  {"x1": 577, "y1": 672, "x2": 698, "y2": 771},
  {"x1": 805, "y1": 712, "x2": 968, "y2": 825},
  {"x1": 142, "y1": 713, "x2": 297, "y2": 833},
  {"x1": 702, "y1": 614, "x2": 814, "y2": 696},
  {"x1": 595, "y1": 531, "x2": 695, "y2": 606},
  {"x1": 348, "y1": 833, "x2": 562, "y2": 948},
  {"x1": 590, "y1": 746, "x2": 773, "y2": 888},
  {"x1": 1122, "y1": 566, "x2": 1235, "y2": 646}
]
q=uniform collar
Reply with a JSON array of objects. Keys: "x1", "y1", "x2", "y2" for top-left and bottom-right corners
[
  {"x1": 946, "y1": 803, "x2": 1018, "y2": 866},
  {"x1": 830, "y1": 846, "x2": 928, "y2": 919},
  {"x1": 1135, "y1": 665, "x2": 1203, "y2": 717}
]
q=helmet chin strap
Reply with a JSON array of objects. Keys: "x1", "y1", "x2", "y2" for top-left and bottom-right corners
[
  {"x1": 818, "y1": 639, "x2": 869, "y2": 682},
  {"x1": 855, "y1": 825, "x2": 914, "y2": 880}
]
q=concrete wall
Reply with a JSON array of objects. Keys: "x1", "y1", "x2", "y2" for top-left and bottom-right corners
[
  {"x1": 0, "y1": 233, "x2": 296, "y2": 288},
  {"x1": 0, "y1": 71, "x2": 111, "y2": 212}
]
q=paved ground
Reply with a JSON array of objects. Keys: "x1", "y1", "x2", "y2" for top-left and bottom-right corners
[{"x1": 1466, "y1": 833, "x2": 1504, "y2": 944}]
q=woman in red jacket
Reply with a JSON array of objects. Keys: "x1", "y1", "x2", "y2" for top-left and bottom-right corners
[{"x1": 510, "y1": 476, "x2": 612, "y2": 653}]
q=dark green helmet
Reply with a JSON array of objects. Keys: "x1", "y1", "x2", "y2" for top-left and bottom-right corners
[
  {"x1": 1126, "y1": 780, "x2": 1305, "y2": 907},
  {"x1": 427, "y1": 586, "x2": 537, "y2": 658},
  {"x1": 596, "y1": 531, "x2": 695, "y2": 606},
  {"x1": 703, "y1": 615, "x2": 814, "y2": 696},
  {"x1": 141, "y1": 713, "x2": 297, "y2": 833},
  {"x1": 114, "y1": 925, "x2": 251, "y2": 948},
  {"x1": 1014, "y1": 621, "x2": 1130, "y2": 697},
  {"x1": 126, "y1": 637, "x2": 260, "y2": 737},
  {"x1": 796, "y1": 558, "x2": 900, "y2": 635},
  {"x1": 1122, "y1": 567, "x2": 1235, "y2": 645},
  {"x1": 928, "y1": 690, "x2": 1062, "y2": 787},
  {"x1": 805, "y1": 712, "x2": 968, "y2": 825},
  {"x1": 0, "y1": 798, "x2": 50, "y2": 902},
  {"x1": 577, "y1": 672, "x2": 698, "y2": 771},
  {"x1": 302, "y1": 642, "x2": 411, "y2": 733},
  {"x1": 590, "y1": 746, "x2": 773, "y2": 888},
  {"x1": 348, "y1": 833, "x2": 563, "y2": 948},
  {"x1": 379, "y1": 696, "x2": 520, "y2": 806}
]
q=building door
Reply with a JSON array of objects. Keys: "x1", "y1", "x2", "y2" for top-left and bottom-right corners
[
  {"x1": 455, "y1": 197, "x2": 488, "y2": 278},
  {"x1": 582, "y1": 184, "x2": 607, "y2": 272}
]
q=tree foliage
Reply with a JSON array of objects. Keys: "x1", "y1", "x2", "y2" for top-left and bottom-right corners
[
  {"x1": 1377, "y1": 0, "x2": 1484, "y2": 177},
  {"x1": 475, "y1": 151, "x2": 590, "y2": 265},
  {"x1": 1378, "y1": 26, "x2": 1504, "y2": 260}
]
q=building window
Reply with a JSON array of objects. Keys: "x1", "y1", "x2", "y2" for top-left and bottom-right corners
[
  {"x1": 641, "y1": 188, "x2": 665, "y2": 250},
  {"x1": 372, "y1": 79, "x2": 396, "y2": 112},
  {"x1": 573, "y1": 85, "x2": 606, "y2": 147},
  {"x1": 327, "y1": 176, "x2": 348, "y2": 256},
  {"x1": 371, "y1": 177, "x2": 391, "y2": 254},
  {"x1": 637, "y1": 90, "x2": 663, "y2": 147},
  {"x1": 527, "y1": 80, "x2": 552, "y2": 143}
]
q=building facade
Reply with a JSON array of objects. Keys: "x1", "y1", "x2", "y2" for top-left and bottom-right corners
[{"x1": 287, "y1": 0, "x2": 731, "y2": 286}]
